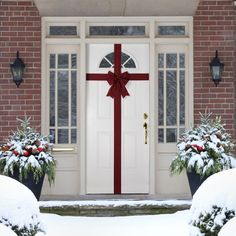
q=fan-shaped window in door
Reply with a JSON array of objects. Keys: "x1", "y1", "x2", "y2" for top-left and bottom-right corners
[{"x1": 99, "y1": 52, "x2": 136, "y2": 68}]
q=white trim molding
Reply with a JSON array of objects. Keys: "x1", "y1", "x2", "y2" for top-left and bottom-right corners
[{"x1": 41, "y1": 17, "x2": 193, "y2": 198}]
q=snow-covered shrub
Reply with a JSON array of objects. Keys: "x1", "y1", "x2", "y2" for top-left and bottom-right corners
[
  {"x1": 189, "y1": 169, "x2": 236, "y2": 236},
  {"x1": 219, "y1": 217, "x2": 236, "y2": 236},
  {"x1": 0, "y1": 175, "x2": 44, "y2": 236},
  {"x1": 170, "y1": 112, "x2": 236, "y2": 177},
  {"x1": 0, "y1": 117, "x2": 56, "y2": 184},
  {"x1": 190, "y1": 206, "x2": 235, "y2": 235}
]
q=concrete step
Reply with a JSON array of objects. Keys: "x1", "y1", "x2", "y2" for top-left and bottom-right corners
[{"x1": 39, "y1": 199, "x2": 191, "y2": 217}]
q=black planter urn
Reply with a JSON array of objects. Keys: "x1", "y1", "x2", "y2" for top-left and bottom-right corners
[
  {"x1": 9, "y1": 171, "x2": 45, "y2": 201},
  {"x1": 187, "y1": 171, "x2": 209, "y2": 196}
]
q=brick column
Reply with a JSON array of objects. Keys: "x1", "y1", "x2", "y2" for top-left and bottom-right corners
[
  {"x1": 194, "y1": 0, "x2": 236, "y2": 140},
  {"x1": 0, "y1": 0, "x2": 41, "y2": 143}
]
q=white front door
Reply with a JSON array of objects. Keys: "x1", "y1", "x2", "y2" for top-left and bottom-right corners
[{"x1": 86, "y1": 44, "x2": 149, "y2": 194}]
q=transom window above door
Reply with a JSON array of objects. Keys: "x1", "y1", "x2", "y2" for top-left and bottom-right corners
[
  {"x1": 99, "y1": 52, "x2": 136, "y2": 68},
  {"x1": 88, "y1": 25, "x2": 147, "y2": 36}
]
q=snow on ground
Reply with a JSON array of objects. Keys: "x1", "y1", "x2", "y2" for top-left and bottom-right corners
[
  {"x1": 0, "y1": 223, "x2": 17, "y2": 236},
  {"x1": 39, "y1": 198, "x2": 191, "y2": 236},
  {"x1": 41, "y1": 210, "x2": 190, "y2": 236},
  {"x1": 39, "y1": 199, "x2": 191, "y2": 207},
  {"x1": 0, "y1": 174, "x2": 191, "y2": 236},
  {"x1": 219, "y1": 217, "x2": 236, "y2": 236}
]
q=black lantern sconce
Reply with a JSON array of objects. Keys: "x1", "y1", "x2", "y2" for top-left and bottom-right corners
[
  {"x1": 10, "y1": 51, "x2": 25, "y2": 87},
  {"x1": 209, "y1": 50, "x2": 224, "y2": 87}
]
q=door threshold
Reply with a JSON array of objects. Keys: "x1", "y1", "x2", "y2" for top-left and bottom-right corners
[{"x1": 41, "y1": 193, "x2": 191, "y2": 201}]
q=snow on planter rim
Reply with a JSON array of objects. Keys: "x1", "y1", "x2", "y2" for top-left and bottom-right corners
[{"x1": 0, "y1": 175, "x2": 43, "y2": 231}]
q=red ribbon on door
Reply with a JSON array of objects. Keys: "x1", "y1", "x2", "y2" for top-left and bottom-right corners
[{"x1": 106, "y1": 71, "x2": 130, "y2": 98}]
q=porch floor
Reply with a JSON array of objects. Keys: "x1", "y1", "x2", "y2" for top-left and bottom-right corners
[{"x1": 39, "y1": 198, "x2": 191, "y2": 216}]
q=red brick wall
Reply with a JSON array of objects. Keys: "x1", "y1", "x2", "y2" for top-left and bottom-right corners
[
  {"x1": 0, "y1": 0, "x2": 41, "y2": 143},
  {"x1": 194, "y1": 0, "x2": 236, "y2": 139}
]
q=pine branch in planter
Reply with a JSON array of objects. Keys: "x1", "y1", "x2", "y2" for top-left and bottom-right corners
[
  {"x1": 0, "y1": 117, "x2": 56, "y2": 185},
  {"x1": 170, "y1": 112, "x2": 236, "y2": 177}
]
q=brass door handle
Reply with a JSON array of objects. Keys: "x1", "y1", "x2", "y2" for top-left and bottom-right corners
[{"x1": 143, "y1": 122, "x2": 148, "y2": 144}]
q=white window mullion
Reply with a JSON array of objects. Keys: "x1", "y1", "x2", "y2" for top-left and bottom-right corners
[
  {"x1": 163, "y1": 53, "x2": 167, "y2": 143},
  {"x1": 177, "y1": 53, "x2": 180, "y2": 140},
  {"x1": 55, "y1": 53, "x2": 58, "y2": 144},
  {"x1": 68, "y1": 54, "x2": 72, "y2": 144}
]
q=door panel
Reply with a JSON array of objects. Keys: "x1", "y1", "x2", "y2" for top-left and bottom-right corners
[
  {"x1": 122, "y1": 80, "x2": 149, "y2": 193},
  {"x1": 86, "y1": 81, "x2": 114, "y2": 193},
  {"x1": 86, "y1": 44, "x2": 149, "y2": 194}
]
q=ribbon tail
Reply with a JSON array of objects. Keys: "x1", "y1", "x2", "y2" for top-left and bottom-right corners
[
  {"x1": 106, "y1": 87, "x2": 115, "y2": 98},
  {"x1": 106, "y1": 71, "x2": 115, "y2": 98},
  {"x1": 122, "y1": 91, "x2": 129, "y2": 98},
  {"x1": 120, "y1": 73, "x2": 130, "y2": 98},
  {"x1": 121, "y1": 87, "x2": 130, "y2": 98}
]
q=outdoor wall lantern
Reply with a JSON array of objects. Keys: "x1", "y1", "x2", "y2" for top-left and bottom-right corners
[
  {"x1": 209, "y1": 50, "x2": 224, "y2": 87},
  {"x1": 10, "y1": 51, "x2": 25, "y2": 87}
]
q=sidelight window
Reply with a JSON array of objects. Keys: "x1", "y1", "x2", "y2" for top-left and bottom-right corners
[
  {"x1": 157, "y1": 52, "x2": 186, "y2": 143},
  {"x1": 49, "y1": 53, "x2": 78, "y2": 144}
]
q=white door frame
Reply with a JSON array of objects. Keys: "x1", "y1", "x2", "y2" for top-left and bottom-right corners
[
  {"x1": 41, "y1": 17, "x2": 193, "y2": 196},
  {"x1": 82, "y1": 42, "x2": 155, "y2": 195}
]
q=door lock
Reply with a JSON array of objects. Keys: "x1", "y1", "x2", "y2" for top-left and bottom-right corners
[
  {"x1": 143, "y1": 113, "x2": 148, "y2": 144},
  {"x1": 143, "y1": 122, "x2": 148, "y2": 144}
]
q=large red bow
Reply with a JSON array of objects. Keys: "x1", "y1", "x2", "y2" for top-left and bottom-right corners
[
  {"x1": 106, "y1": 71, "x2": 130, "y2": 98},
  {"x1": 107, "y1": 71, "x2": 129, "y2": 98}
]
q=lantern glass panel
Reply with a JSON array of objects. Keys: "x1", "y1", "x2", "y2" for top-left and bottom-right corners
[
  {"x1": 212, "y1": 66, "x2": 220, "y2": 80},
  {"x1": 11, "y1": 66, "x2": 23, "y2": 81}
]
